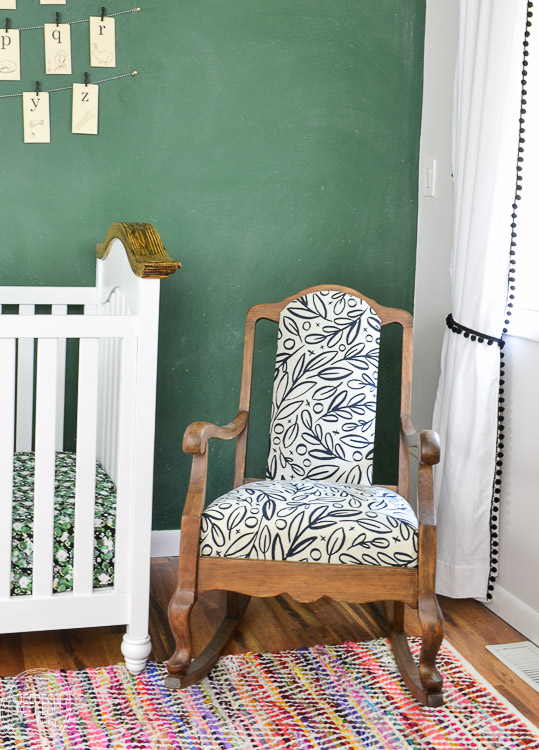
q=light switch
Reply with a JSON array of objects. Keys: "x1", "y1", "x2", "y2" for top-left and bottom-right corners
[{"x1": 423, "y1": 158, "x2": 437, "y2": 197}]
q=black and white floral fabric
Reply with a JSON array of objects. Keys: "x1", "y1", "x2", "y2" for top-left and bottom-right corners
[
  {"x1": 10, "y1": 451, "x2": 116, "y2": 596},
  {"x1": 200, "y1": 479, "x2": 418, "y2": 567},
  {"x1": 200, "y1": 290, "x2": 419, "y2": 569},
  {"x1": 266, "y1": 291, "x2": 380, "y2": 485}
]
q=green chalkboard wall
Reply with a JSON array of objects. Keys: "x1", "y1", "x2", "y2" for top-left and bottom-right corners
[{"x1": 0, "y1": 0, "x2": 425, "y2": 528}]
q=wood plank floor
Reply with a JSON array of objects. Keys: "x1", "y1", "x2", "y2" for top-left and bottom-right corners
[{"x1": 0, "y1": 556, "x2": 537, "y2": 729}]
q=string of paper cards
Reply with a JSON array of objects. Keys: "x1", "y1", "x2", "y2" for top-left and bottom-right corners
[{"x1": 0, "y1": 4, "x2": 140, "y2": 142}]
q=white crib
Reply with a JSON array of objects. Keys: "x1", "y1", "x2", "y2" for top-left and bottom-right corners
[{"x1": 0, "y1": 222, "x2": 180, "y2": 674}]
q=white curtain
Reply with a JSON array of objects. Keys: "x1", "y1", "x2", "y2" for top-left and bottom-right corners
[{"x1": 433, "y1": 0, "x2": 528, "y2": 599}]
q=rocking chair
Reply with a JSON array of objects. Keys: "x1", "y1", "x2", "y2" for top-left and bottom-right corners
[{"x1": 166, "y1": 285, "x2": 444, "y2": 707}]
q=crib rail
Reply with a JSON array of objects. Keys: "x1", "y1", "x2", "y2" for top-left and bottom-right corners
[
  {"x1": 0, "y1": 313, "x2": 136, "y2": 338},
  {"x1": 0, "y1": 287, "x2": 97, "y2": 305}
]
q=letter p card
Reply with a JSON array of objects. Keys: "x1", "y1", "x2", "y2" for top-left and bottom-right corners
[{"x1": 0, "y1": 29, "x2": 20, "y2": 80}]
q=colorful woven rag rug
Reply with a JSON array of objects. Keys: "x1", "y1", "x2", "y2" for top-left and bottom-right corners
[{"x1": 0, "y1": 638, "x2": 538, "y2": 749}]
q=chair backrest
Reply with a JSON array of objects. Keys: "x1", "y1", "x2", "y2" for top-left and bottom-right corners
[
  {"x1": 233, "y1": 285, "x2": 413, "y2": 496},
  {"x1": 266, "y1": 290, "x2": 380, "y2": 485}
]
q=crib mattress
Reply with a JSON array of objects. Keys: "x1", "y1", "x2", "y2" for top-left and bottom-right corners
[{"x1": 10, "y1": 452, "x2": 116, "y2": 596}]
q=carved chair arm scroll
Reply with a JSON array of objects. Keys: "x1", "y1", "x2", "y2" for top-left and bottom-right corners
[
  {"x1": 183, "y1": 411, "x2": 249, "y2": 455},
  {"x1": 181, "y1": 410, "x2": 249, "y2": 521},
  {"x1": 400, "y1": 414, "x2": 440, "y2": 531},
  {"x1": 401, "y1": 415, "x2": 440, "y2": 466}
]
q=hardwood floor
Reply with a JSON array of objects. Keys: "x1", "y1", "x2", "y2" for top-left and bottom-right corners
[{"x1": 0, "y1": 556, "x2": 537, "y2": 729}]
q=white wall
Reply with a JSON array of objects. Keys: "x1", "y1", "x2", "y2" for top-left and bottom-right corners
[
  {"x1": 412, "y1": 0, "x2": 457, "y2": 432},
  {"x1": 487, "y1": 334, "x2": 539, "y2": 645}
]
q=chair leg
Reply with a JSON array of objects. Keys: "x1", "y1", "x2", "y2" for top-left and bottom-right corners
[
  {"x1": 418, "y1": 596, "x2": 444, "y2": 701},
  {"x1": 392, "y1": 600, "x2": 405, "y2": 632},
  {"x1": 389, "y1": 596, "x2": 444, "y2": 707},
  {"x1": 165, "y1": 591, "x2": 250, "y2": 690},
  {"x1": 166, "y1": 588, "x2": 197, "y2": 676}
]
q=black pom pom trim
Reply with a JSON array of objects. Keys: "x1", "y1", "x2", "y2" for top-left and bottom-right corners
[
  {"x1": 488, "y1": 358, "x2": 506, "y2": 600},
  {"x1": 487, "y1": 0, "x2": 533, "y2": 602},
  {"x1": 445, "y1": 314, "x2": 505, "y2": 348}
]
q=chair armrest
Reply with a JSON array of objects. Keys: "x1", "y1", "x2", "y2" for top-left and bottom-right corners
[
  {"x1": 401, "y1": 415, "x2": 440, "y2": 466},
  {"x1": 401, "y1": 415, "x2": 440, "y2": 531},
  {"x1": 181, "y1": 410, "x2": 249, "y2": 524},
  {"x1": 183, "y1": 411, "x2": 249, "y2": 455}
]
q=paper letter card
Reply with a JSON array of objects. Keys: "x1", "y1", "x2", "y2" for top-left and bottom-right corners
[
  {"x1": 44, "y1": 23, "x2": 71, "y2": 75},
  {"x1": 90, "y1": 16, "x2": 116, "y2": 67},
  {"x1": 0, "y1": 29, "x2": 20, "y2": 80},
  {"x1": 23, "y1": 91, "x2": 50, "y2": 143},
  {"x1": 0, "y1": 2, "x2": 16, "y2": 10},
  {"x1": 72, "y1": 83, "x2": 99, "y2": 134},
  {"x1": 40, "y1": 0, "x2": 66, "y2": 5}
]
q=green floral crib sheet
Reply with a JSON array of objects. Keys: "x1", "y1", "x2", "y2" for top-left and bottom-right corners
[{"x1": 10, "y1": 452, "x2": 116, "y2": 596}]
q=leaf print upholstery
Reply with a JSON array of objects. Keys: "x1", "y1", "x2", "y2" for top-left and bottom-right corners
[
  {"x1": 199, "y1": 290, "x2": 419, "y2": 568},
  {"x1": 266, "y1": 291, "x2": 380, "y2": 485},
  {"x1": 10, "y1": 452, "x2": 116, "y2": 596},
  {"x1": 200, "y1": 480, "x2": 418, "y2": 567}
]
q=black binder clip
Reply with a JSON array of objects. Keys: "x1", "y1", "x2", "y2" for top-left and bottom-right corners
[
  {"x1": 84, "y1": 72, "x2": 89, "y2": 86},
  {"x1": 101, "y1": 7, "x2": 106, "y2": 21},
  {"x1": 35, "y1": 81, "x2": 40, "y2": 97},
  {"x1": 56, "y1": 12, "x2": 60, "y2": 26},
  {"x1": 4, "y1": 18, "x2": 8, "y2": 34}
]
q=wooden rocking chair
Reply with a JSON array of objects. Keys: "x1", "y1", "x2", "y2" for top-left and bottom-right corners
[{"x1": 165, "y1": 285, "x2": 444, "y2": 707}]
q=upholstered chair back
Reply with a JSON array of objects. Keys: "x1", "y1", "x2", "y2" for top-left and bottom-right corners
[{"x1": 266, "y1": 290, "x2": 381, "y2": 486}]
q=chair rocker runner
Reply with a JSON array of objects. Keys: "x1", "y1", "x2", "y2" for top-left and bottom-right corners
[{"x1": 166, "y1": 285, "x2": 444, "y2": 706}]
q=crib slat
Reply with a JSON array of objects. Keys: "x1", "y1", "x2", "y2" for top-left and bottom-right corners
[
  {"x1": 52, "y1": 304, "x2": 67, "y2": 451},
  {"x1": 102, "y1": 336, "x2": 112, "y2": 476},
  {"x1": 33, "y1": 338, "x2": 58, "y2": 598},
  {"x1": 109, "y1": 292, "x2": 121, "y2": 480},
  {"x1": 97, "y1": 337, "x2": 105, "y2": 470},
  {"x1": 98, "y1": 289, "x2": 123, "y2": 479},
  {"x1": 16, "y1": 304, "x2": 35, "y2": 452},
  {"x1": 73, "y1": 338, "x2": 100, "y2": 595},
  {"x1": 0, "y1": 339, "x2": 16, "y2": 599},
  {"x1": 113, "y1": 335, "x2": 138, "y2": 593}
]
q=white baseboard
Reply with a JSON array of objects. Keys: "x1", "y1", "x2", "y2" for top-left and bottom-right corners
[
  {"x1": 486, "y1": 584, "x2": 539, "y2": 647},
  {"x1": 151, "y1": 529, "x2": 181, "y2": 558}
]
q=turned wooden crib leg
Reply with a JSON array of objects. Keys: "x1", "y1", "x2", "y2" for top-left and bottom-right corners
[
  {"x1": 121, "y1": 632, "x2": 152, "y2": 675},
  {"x1": 122, "y1": 570, "x2": 153, "y2": 674}
]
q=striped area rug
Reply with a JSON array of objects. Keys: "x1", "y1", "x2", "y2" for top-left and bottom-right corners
[{"x1": 0, "y1": 638, "x2": 538, "y2": 749}]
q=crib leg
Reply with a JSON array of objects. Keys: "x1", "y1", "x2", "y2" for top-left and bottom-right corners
[{"x1": 121, "y1": 632, "x2": 152, "y2": 674}]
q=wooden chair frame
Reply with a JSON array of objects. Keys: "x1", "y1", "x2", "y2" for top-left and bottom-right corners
[{"x1": 166, "y1": 285, "x2": 444, "y2": 707}]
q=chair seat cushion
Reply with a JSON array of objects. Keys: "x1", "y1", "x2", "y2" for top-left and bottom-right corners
[{"x1": 200, "y1": 479, "x2": 418, "y2": 567}]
